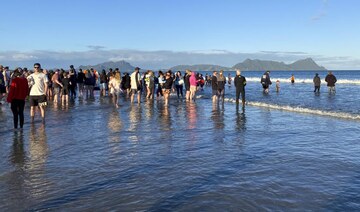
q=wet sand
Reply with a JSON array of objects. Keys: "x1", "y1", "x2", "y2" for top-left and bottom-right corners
[{"x1": 1, "y1": 94, "x2": 360, "y2": 211}]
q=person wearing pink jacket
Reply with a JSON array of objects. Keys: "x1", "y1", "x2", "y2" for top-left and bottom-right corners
[{"x1": 189, "y1": 71, "x2": 198, "y2": 101}]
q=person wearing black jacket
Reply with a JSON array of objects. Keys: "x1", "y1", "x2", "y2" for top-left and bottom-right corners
[
  {"x1": 163, "y1": 71, "x2": 173, "y2": 106},
  {"x1": 234, "y1": 69, "x2": 247, "y2": 106},
  {"x1": 211, "y1": 71, "x2": 218, "y2": 103},
  {"x1": 184, "y1": 70, "x2": 191, "y2": 101},
  {"x1": 217, "y1": 70, "x2": 226, "y2": 103},
  {"x1": 260, "y1": 70, "x2": 272, "y2": 93},
  {"x1": 325, "y1": 71, "x2": 337, "y2": 94}
]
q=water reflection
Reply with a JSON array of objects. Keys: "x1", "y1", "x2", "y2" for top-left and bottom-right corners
[
  {"x1": 235, "y1": 105, "x2": 247, "y2": 131},
  {"x1": 10, "y1": 132, "x2": 26, "y2": 166},
  {"x1": 211, "y1": 102, "x2": 225, "y2": 130},
  {"x1": 128, "y1": 105, "x2": 142, "y2": 132},
  {"x1": 211, "y1": 102, "x2": 225, "y2": 142},
  {"x1": 26, "y1": 124, "x2": 49, "y2": 199},
  {"x1": 144, "y1": 101, "x2": 155, "y2": 121},
  {"x1": 158, "y1": 105, "x2": 172, "y2": 131},
  {"x1": 186, "y1": 102, "x2": 197, "y2": 130},
  {"x1": 4, "y1": 132, "x2": 28, "y2": 210},
  {"x1": 108, "y1": 109, "x2": 123, "y2": 133},
  {"x1": 107, "y1": 109, "x2": 123, "y2": 155}
]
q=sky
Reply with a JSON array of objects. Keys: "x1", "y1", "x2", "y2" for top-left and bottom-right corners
[{"x1": 1, "y1": 0, "x2": 360, "y2": 70}]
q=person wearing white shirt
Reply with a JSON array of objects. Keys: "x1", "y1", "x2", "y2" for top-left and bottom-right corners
[{"x1": 28, "y1": 63, "x2": 48, "y2": 123}]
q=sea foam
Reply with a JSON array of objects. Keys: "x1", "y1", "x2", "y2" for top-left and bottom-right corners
[
  {"x1": 244, "y1": 77, "x2": 360, "y2": 85},
  {"x1": 223, "y1": 98, "x2": 360, "y2": 120}
]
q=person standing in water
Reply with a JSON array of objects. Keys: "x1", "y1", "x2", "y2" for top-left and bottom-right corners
[
  {"x1": 211, "y1": 71, "x2": 218, "y2": 103},
  {"x1": 217, "y1": 70, "x2": 226, "y2": 103},
  {"x1": 234, "y1": 69, "x2": 246, "y2": 107},
  {"x1": 276, "y1": 80, "x2": 280, "y2": 92},
  {"x1": 228, "y1": 73, "x2": 232, "y2": 88},
  {"x1": 290, "y1": 74, "x2": 295, "y2": 84},
  {"x1": 325, "y1": 71, "x2": 337, "y2": 94},
  {"x1": 189, "y1": 71, "x2": 197, "y2": 101},
  {"x1": 184, "y1": 70, "x2": 191, "y2": 101},
  {"x1": 7, "y1": 69, "x2": 29, "y2": 129},
  {"x1": 260, "y1": 70, "x2": 272, "y2": 94},
  {"x1": 61, "y1": 72, "x2": 70, "y2": 106},
  {"x1": 163, "y1": 71, "x2": 173, "y2": 106},
  {"x1": 28, "y1": 63, "x2": 48, "y2": 124},
  {"x1": 109, "y1": 71, "x2": 122, "y2": 108},
  {"x1": 130, "y1": 67, "x2": 142, "y2": 104},
  {"x1": 313, "y1": 73, "x2": 321, "y2": 93}
]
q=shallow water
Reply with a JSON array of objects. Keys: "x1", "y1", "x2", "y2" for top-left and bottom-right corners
[{"x1": 1, "y1": 83, "x2": 360, "y2": 210}]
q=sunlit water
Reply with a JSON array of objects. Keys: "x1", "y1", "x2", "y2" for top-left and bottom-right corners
[{"x1": 1, "y1": 71, "x2": 360, "y2": 211}]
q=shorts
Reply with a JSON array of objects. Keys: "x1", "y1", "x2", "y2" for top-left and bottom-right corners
[
  {"x1": 100, "y1": 83, "x2": 107, "y2": 89},
  {"x1": 62, "y1": 88, "x2": 69, "y2": 95},
  {"x1": 30, "y1": 95, "x2": 47, "y2": 107},
  {"x1": 131, "y1": 89, "x2": 141, "y2": 94},
  {"x1": 212, "y1": 89, "x2": 218, "y2": 96},
  {"x1": 0, "y1": 85, "x2": 6, "y2": 94},
  {"x1": 190, "y1": 85, "x2": 197, "y2": 92},
  {"x1": 217, "y1": 89, "x2": 225, "y2": 97},
  {"x1": 262, "y1": 84, "x2": 269, "y2": 89},
  {"x1": 163, "y1": 89, "x2": 171, "y2": 94},
  {"x1": 53, "y1": 87, "x2": 60, "y2": 95}
]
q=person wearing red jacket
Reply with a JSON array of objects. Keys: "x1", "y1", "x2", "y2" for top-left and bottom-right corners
[{"x1": 7, "y1": 70, "x2": 29, "y2": 129}]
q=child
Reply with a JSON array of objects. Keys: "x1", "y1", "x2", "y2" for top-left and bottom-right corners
[
  {"x1": 276, "y1": 80, "x2": 280, "y2": 92},
  {"x1": 61, "y1": 72, "x2": 71, "y2": 105}
]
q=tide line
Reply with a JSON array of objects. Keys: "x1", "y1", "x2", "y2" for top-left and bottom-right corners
[{"x1": 223, "y1": 98, "x2": 360, "y2": 120}]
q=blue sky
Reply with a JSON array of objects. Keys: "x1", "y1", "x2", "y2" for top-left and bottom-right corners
[{"x1": 1, "y1": 0, "x2": 360, "y2": 69}]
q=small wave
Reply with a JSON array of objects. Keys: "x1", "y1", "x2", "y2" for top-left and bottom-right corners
[
  {"x1": 244, "y1": 77, "x2": 360, "y2": 85},
  {"x1": 223, "y1": 98, "x2": 360, "y2": 120}
]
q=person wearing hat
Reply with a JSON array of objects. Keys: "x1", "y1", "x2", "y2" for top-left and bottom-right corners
[
  {"x1": 7, "y1": 69, "x2": 29, "y2": 129},
  {"x1": 313, "y1": 73, "x2": 321, "y2": 93}
]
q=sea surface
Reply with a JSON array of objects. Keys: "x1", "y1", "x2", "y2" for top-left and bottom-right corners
[{"x1": 1, "y1": 70, "x2": 360, "y2": 211}]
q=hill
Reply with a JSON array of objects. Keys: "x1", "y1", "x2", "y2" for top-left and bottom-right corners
[
  {"x1": 170, "y1": 64, "x2": 230, "y2": 72},
  {"x1": 233, "y1": 58, "x2": 326, "y2": 71},
  {"x1": 78, "y1": 58, "x2": 326, "y2": 72},
  {"x1": 78, "y1": 60, "x2": 135, "y2": 72}
]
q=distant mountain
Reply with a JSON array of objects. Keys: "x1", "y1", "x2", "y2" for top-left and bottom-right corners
[
  {"x1": 78, "y1": 58, "x2": 326, "y2": 73},
  {"x1": 289, "y1": 58, "x2": 326, "y2": 70},
  {"x1": 170, "y1": 64, "x2": 230, "y2": 72},
  {"x1": 233, "y1": 58, "x2": 326, "y2": 71},
  {"x1": 78, "y1": 60, "x2": 136, "y2": 72}
]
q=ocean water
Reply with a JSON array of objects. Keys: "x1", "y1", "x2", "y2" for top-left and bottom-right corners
[{"x1": 0, "y1": 70, "x2": 360, "y2": 211}]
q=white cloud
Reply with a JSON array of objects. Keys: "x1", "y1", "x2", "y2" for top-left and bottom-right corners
[
  {"x1": 87, "y1": 45, "x2": 106, "y2": 50},
  {"x1": 188, "y1": 49, "x2": 232, "y2": 55},
  {"x1": 311, "y1": 0, "x2": 328, "y2": 21},
  {"x1": 12, "y1": 53, "x2": 38, "y2": 60}
]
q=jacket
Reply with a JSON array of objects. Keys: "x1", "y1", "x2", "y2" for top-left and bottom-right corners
[{"x1": 7, "y1": 77, "x2": 29, "y2": 102}]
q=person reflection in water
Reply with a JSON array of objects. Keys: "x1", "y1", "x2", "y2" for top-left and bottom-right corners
[
  {"x1": 28, "y1": 124, "x2": 49, "y2": 198},
  {"x1": 236, "y1": 104, "x2": 246, "y2": 131}
]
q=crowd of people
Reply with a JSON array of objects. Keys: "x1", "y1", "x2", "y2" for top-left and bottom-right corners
[{"x1": 0, "y1": 63, "x2": 338, "y2": 130}]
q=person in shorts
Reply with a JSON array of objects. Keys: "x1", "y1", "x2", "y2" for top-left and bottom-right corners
[
  {"x1": 29, "y1": 63, "x2": 48, "y2": 123},
  {"x1": 130, "y1": 67, "x2": 142, "y2": 103}
]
